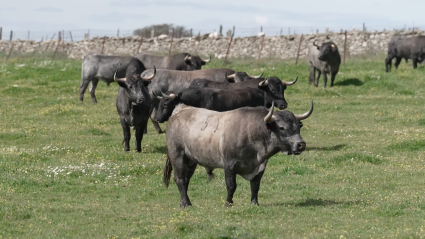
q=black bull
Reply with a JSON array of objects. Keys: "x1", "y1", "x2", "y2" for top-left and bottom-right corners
[
  {"x1": 163, "y1": 101, "x2": 313, "y2": 207},
  {"x1": 154, "y1": 78, "x2": 288, "y2": 123},
  {"x1": 385, "y1": 36, "x2": 425, "y2": 72}
]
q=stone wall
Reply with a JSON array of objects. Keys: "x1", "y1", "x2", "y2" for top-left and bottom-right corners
[{"x1": 0, "y1": 30, "x2": 424, "y2": 60}]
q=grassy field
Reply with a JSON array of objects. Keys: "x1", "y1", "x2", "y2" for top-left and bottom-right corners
[{"x1": 0, "y1": 55, "x2": 425, "y2": 238}]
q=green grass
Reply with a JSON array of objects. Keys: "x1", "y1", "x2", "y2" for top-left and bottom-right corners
[{"x1": 1, "y1": 55, "x2": 425, "y2": 238}]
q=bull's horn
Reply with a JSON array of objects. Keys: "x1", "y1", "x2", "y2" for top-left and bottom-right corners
[
  {"x1": 200, "y1": 55, "x2": 211, "y2": 63},
  {"x1": 114, "y1": 70, "x2": 126, "y2": 83},
  {"x1": 281, "y1": 76, "x2": 298, "y2": 86},
  {"x1": 294, "y1": 100, "x2": 314, "y2": 120},
  {"x1": 161, "y1": 91, "x2": 176, "y2": 100},
  {"x1": 184, "y1": 55, "x2": 192, "y2": 61},
  {"x1": 313, "y1": 40, "x2": 321, "y2": 48},
  {"x1": 264, "y1": 101, "x2": 276, "y2": 123},
  {"x1": 259, "y1": 78, "x2": 269, "y2": 87},
  {"x1": 141, "y1": 66, "x2": 156, "y2": 80},
  {"x1": 152, "y1": 92, "x2": 162, "y2": 99},
  {"x1": 248, "y1": 72, "x2": 263, "y2": 79},
  {"x1": 226, "y1": 73, "x2": 235, "y2": 79}
]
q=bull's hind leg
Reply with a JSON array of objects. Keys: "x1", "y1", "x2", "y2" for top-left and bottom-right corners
[
  {"x1": 150, "y1": 108, "x2": 163, "y2": 134},
  {"x1": 308, "y1": 65, "x2": 315, "y2": 86},
  {"x1": 205, "y1": 168, "x2": 215, "y2": 181},
  {"x1": 79, "y1": 77, "x2": 91, "y2": 102},
  {"x1": 322, "y1": 70, "x2": 328, "y2": 88},
  {"x1": 224, "y1": 168, "x2": 237, "y2": 207},
  {"x1": 250, "y1": 171, "x2": 265, "y2": 206},
  {"x1": 89, "y1": 78, "x2": 99, "y2": 103},
  {"x1": 174, "y1": 156, "x2": 197, "y2": 207},
  {"x1": 394, "y1": 57, "x2": 402, "y2": 69}
]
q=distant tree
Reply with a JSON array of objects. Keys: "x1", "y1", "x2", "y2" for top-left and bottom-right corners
[{"x1": 133, "y1": 24, "x2": 190, "y2": 38}]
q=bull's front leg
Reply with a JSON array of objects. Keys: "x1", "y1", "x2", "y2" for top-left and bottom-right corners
[
  {"x1": 250, "y1": 171, "x2": 265, "y2": 206},
  {"x1": 120, "y1": 117, "x2": 131, "y2": 151},
  {"x1": 330, "y1": 70, "x2": 338, "y2": 87},
  {"x1": 315, "y1": 71, "x2": 321, "y2": 87},
  {"x1": 322, "y1": 70, "x2": 328, "y2": 88},
  {"x1": 150, "y1": 106, "x2": 163, "y2": 134},
  {"x1": 394, "y1": 57, "x2": 402, "y2": 69},
  {"x1": 309, "y1": 65, "x2": 315, "y2": 86},
  {"x1": 224, "y1": 168, "x2": 237, "y2": 207},
  {"x1": 134, "y1": 121, "x2": 147, "y2": 152},
  {"x1": 412, "y1": 58, "x2": 418, "y2": 69}
]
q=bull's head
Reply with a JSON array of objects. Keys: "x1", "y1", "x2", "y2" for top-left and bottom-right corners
[
  {"x1": 258, "y1": 77, "x2": 298, "y2": 110},
  {"x1": 155, "y1": 91, "x2": 180, "y2": 123},
  {"x1": 264, "y1": 100, "x2": 313, "y2": 155},
  {"x1": 114, "y1": 67, "x2": 156, "y2": 105},
  {"x1": 184, "y1": 54, "x2": 211, "y2": 70},
  {"x1": 314, "y1": 41, "x2": 338, "y2": 61}
]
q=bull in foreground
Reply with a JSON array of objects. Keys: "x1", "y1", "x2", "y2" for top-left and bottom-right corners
[
  {"x1": 115, "y1": 68, "x2": 156, "y2": 152},
  {"x1": 163, "y1": 101, "x2": 313, "y2": 207},
  {"x1": 80, "y1": 54, "x2": 148, "y2": 103},
  {"x1": 385, "y1": 36, "x2": 425, "y2": 72},
  {"x1": 134, "y1": 52, "x2": 210, "y2": 71},
  {"x1": 308, "y1": 41, "x2": 341, "y2": 88}
]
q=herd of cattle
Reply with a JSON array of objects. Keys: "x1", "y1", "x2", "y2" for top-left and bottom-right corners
[{"x1": 78, "y1": 35, "x2": 423, "y2": 207}]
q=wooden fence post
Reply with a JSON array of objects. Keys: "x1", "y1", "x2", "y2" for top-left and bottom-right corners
[
  {"x1": 28, "y1": 31, "x2": 30, "y2": 40},
  {"x1": 295, "y1": 34, "x2": 304, "y2": 65},
  {"x1": 0, "y1": 27, "x2": 2, "y2": 40},
  {"x1": 256, "y1": 34, "x2": 265, "y2": 67},
  {"x1": 10, "y1": 31, "x2": 13, "y2": 41},
  {"x1": 6, "y1": 44, "x2": 15, "y2": 62},
  {"x1": 101, "y1": 36, "x2": 106, "y2": 54},
  {"x1": 45, "y1": 33, "x2": 56, "y2": 51},
  {"x1": 168, "y1": 30, "x2": 174, "y2": 56},
  {"x1": 223, "y1": 26, "x2": 235, "y2": 66},
  {"x1": 136, "y1": 36, "x2": 143, "y2": 54},
  {"x1": 52, "y1": 31, "x2": 61, "y2": 61},
  {"x1": 344, "y1": 30, "x2": 348, "y2": 64},
  {"x1": 69, "y1": 31, "x2": 73, "y2": 42},
  {"x1": 117, "y1": 29, "x2": 120, "y2": 37}
]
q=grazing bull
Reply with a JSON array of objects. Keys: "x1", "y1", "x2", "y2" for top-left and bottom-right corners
[
  {"x1": 163, "y1": 101, "x2": 313, "y2": 207},
  {"x1": 385, "y1": 36, "x2": 425, "y2": 72},
  {"x1": 308, "y1": 41, "x2": 341, "y2": 88},
  {"x1": 115, "y1": 68, "x2": 156, "y2": 152},
  {"x1": 134, "y1": 52, "x2": 211, "y2": 71},
  {"x1": 140, "y1": 68, "x2": 261, "y2": 133},
  {"x1": 154, "y1": 78, "x2": 288, "y2": 123},
  {"x1": 80, "y1": 54, "x2": 147, "y2": 103}
]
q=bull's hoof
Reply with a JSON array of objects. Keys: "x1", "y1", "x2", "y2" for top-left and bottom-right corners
[
  {"x1": 225, "y1": 201, "x2": 234, "y2": 207},
  {"x1": 251, "y1": 200, "x2": 259, "y2": 206},
  {"x1": 180, "y1": 202, "x2": 192, "y2": 208}
]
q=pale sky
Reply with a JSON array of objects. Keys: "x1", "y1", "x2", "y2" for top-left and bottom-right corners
[{"x1": 0, "y1": 0, "x2": 423, "y2": 41}]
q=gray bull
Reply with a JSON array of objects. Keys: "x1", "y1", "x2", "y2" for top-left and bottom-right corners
[
  {"x1": 141, "y1": 68, "x2": 262, "y2": 133},
  {"x1": 79, "y1": 54, "x2": 147, "y2": 103},
  {"x1": 385, "y1": 36, "x2": 425, "y2": 72},
  {"x1": 134, "y1": 52, "x2": 211, "y2": 71},
  {"x1": 154, "y1": 78, "x2": 288, "y2": 123},
  {"x1": 163, "y1": 101, "x2": 313, "y2": 207},
  {"x1": 115, "y1": 69, "x2": 156, "y2": 152},
  {"x1": 308, "y1": 41, "x2": 341, "y2": 88}
]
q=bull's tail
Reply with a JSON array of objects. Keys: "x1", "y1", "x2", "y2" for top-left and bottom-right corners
[{"x1": 163, "y1": 154, "x2": 173, "y2": 188}]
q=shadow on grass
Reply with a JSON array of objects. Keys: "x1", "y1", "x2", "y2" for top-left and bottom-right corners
[
  {"x1": 263, "y1": 198, "x2": 363, "y2": 207},
  {"x1": 153, "y1": 145, "x2": 168, "y2": 154},
  {"x1": 334, "y1": 78, "x2": 363, "y2": 86},
  {"x1": 306, "y1": 144, "x2": 346, "y2": 151}
]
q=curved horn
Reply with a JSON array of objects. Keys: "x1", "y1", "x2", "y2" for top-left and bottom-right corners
[
  {"x1": 184, "y1": 55, "x2": 192, "y2": 61},
  {"x1": 152, "y1": 92, "x2": 162, "y2": 99},
  {"x1": 294, "y1": 100, "x2": 314, "y2": 120},
  {"x1": 313, "y1": 40, "x2": 321, "y2": 48},
  {"x1": 161, "y1": 91, "x2": 176, "y2": 100},
  {"x1": 248, "y1": 72, "x2": 263, "y2": 79},
  {"x1": 264, "y1": 101, "x2": 276, "y2": 123},
  {"x1": 226, "y1": 73, "x2": 235, "y2": 79},
  {"x1": 200, "y1": 55, "x2": 211, "y2": 63},
  {"x1": 258, "y1": 78, "x2": 269, "y2": 87},
  {"x1": 114, "y1": 70, "x2": 126, "y2": 83},
  {"x1": 281, "y1": 76, "x2": 298, "y2": 86},
  {"x1": 141, "y1": 66, "x2": 156, "y2": 81}
]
